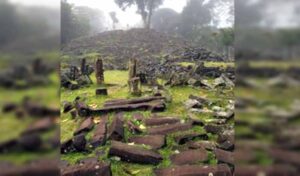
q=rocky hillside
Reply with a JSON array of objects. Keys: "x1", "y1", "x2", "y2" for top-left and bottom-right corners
[{"x1": 62, "y1": 28, "x2": 225, "y2": 69}]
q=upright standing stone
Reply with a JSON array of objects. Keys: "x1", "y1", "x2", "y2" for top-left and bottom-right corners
[
  {"x1": 128, "y1": 58, "x2": 141, "y2": 95},
  {"x1": 81, "y1": 58, "x2": 87, "y2": 75},
  {"x1": 96, "y1": 58, "x2": 104, "y2": 85}
]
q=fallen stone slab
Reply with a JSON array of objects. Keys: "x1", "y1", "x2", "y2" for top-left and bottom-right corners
[
  {"x1": 154, "y1": 164, "x2": 232, "y2": 176},
  {"x1": 91, "y1": 116, "x2": 108, "y2": 147},
  {"x1": 96, "y1": 88, "x2": 108, "y2": 95},
  {"x1": 103, "y1": 96, "x2": 166, "y2": 107},
  {"x1": 128, "y1": 135, "x2": 166, "y2": 149},
  {"x1": 22, "y1": 117, "x2": 55, "y2": 135},
  {"x1": 144, "y1": 117, "x2": 180, "y2": 126},
  {"x1": 63, "y1": 101, "x2": 74, "y2": 113},
  {"x1": 73, "y1": 134, "x2": 86, "y2": 152},
  {"x1": 189, "y1": 95, "x2": 210, "y2": 105},
  {"x1": 174, "y1": 132, "x2": 208, "y2": 145},
  {"x1": 204, "y1": 124, "x2": 225, "y2": 134},
  {"x1": 2, "y1": 102, "x2": 17, "y2": 113},
  {"x1": 214, "y1": 148, "x2": 234, "y2": 165},
  {"x1": 19, "y1": 133, "x2": 42, "y2": 151},
  {"x1": 1, "y1": 159, "x2": 59, "y2": 176},
  {"x1": 108, "y1": 116, "x2": 124, "y2": 141},
  {"x1": 93, "y1": 101, "x2": 166, "y2": 116},
  {"x1": 24, "y1": 102, "x2": 60, "y2": 117},
  {"x1": 108, "y1": 141, "x2": 162, "y2": 165},
  {"x1": 61, "y1": 139, "x2": 74, "y2": 154},
  {"x1": 0, "y1": 139, "x2": 18, "y2": 153},
  {"x1": 148, "y1": 122, "x2": 192, "y2": 135},
  {"x1": 73, "y1": 117, "x2": 94, "y2": 135},
  {"x1": 214, "y1": 110, "x2": 234, "y2": 120},
  {"x1": 270, "y1": 149, "x2": 300, "y2": 167},
  {"x1": 170, "y1": 149, "x2": 208, "y2": 165},
  {"x1": 186, "y1": 141, "x2": 216, "y2": 150},
  {"x1": 235, "y1": 165, "x2": 297, "y2": 176},
  {"x1": 217, "y1": 130, "x2": 234, "y2": 151},
  {"x1": 62, "y1": 162, "x2": 111, "y2": 176}
]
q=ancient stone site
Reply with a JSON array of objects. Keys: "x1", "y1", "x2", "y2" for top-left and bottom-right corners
[{"x1": 60, "y1": 28, "x2": 235, "y2": 176}]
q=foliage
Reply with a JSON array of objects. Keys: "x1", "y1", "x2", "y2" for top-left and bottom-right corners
[
  {"x1": 151, "y1": 8, "x2": 179, "y2": 34},
  {"x1": 114, "y1": 0, "x2": 163, "y2": 28},
  {"x1": 61, "y1": 0, "x2": 91, "y2": 44}
]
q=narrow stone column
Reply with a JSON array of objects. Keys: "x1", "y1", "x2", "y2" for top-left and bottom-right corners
[
  {"x1": 95, "y1": 58, "x2": 104, "y2": 84},
  {"x1": 128, "y1": 59, "x2": 140, "y2": 95},
  {"x1": 81, "y1": 58, "x2": 87, "y2": 75}
]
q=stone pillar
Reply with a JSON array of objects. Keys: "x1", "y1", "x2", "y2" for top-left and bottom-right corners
[
  {"x1": 81, "y1": 58, "x2": 87, "y2": 75},
  {"x1": 128, "y1": 58, "x2": 137, "y2": 79},
  {"x1": 128, "y1": 59, "x2": 140, "y2": 95},
  {"x1": 95, "y1": 58, "x2": 104, "y2": 84}
]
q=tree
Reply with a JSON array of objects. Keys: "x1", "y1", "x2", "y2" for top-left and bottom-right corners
[
  {"x1": 114, "y1": 0, "x2": 163, "y2": 28},
  {"x1": 109, "y1": 12, "x2": 119, "y2": 30},
  {"x1": 179, "y1": 0, "x2": 212, "y2": 39},
  {"x1": 61, "y1": 0, "x2": 91, "y2": 44},
  {"x1": 219, "y1": 27, "x2": 234, "y2": 60},
  {"x1": 151, "y1": 8, "x2": 179, "y2": 34}
]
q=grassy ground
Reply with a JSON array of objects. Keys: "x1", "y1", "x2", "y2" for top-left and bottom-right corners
[
  {"x1": 0, "y1": 73, "x2": 59, "y2": 164},
  {"x1": 61, "y1": 69, "x2": 233, "y2": 176}
]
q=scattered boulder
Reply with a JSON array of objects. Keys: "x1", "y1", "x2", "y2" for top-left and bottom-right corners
[
  {"x1": 144, "y1": 117, "x2": 180, "y2": 126},
  {"x1": 73, "y1": 134, "x2": 86, "y2": 152},
  {"x1": 62, "y1": 162, "x2": 111, "y2": 176},
  {"x1": 96, "y1": 88, "x2": 108, "y2": 96},
  {"x1": 148, "y1": 122, "x2": 192, "y2": 135}
]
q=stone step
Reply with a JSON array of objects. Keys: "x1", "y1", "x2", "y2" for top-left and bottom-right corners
[{"x1": 170, "y1": 149, "x2": 208, "y2": 165}]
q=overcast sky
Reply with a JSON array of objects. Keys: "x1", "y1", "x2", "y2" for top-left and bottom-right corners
[{"x1": 68, "y1": 0, "x2": 188, "y2": 29}]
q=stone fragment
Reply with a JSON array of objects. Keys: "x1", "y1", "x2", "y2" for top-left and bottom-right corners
[
  {"x1": 62, "y1": 162, "x2": 111, "y2": 176},
  {"x1": 74, "y1": 117, "x2": 94, "y2": 135},
  {"x1": 108, "y1": 141, "x2": 162, "y2": 165},
  {"x1": 144, "y1": 117, "x2": 180, "y2": 126},
  {"x1": 91, "y1": 116, "x2": 108, "y2": 147},
  {"x1": 19, "y1": 133, "x2": 42, "y2": 151},
  {"x1": 73, "y1": 134, "x2": 86, "y2": 152},
  {"x1": 108, "y1": 116, "x2": 124, "y2": 141},
  {"x1": 63, "y1": 101, "x2": 74, "y2": 113},
  {"x1": 22, "y1": 117, "x2": 55, "y2": 135},
  {"x1": 214, "y1": 148, "x2": 234, "y2": 165},
  {"x1": 187, "y1": 141, "x2": 216, "y2": 150},
  {"x1": 96, "y1": 88, "x2": 108, "y2": 95},
  {"x1": 170, "y1": 149, "x2": 208, "y2": 165},
  {"x1": 174, "y1": 132, "x2": 208, "y2": 145},
  {"x1": 148, "y1": 122, "x2": 192, "y2": 135},
  {"x1": 128, "y1": 135, "x2": 165, "y2": 149}
]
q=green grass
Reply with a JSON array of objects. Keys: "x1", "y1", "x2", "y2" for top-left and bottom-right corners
[
  {"x1": 0, "y1": 72, "x2": 59, "y2": 163},
  {"x1": 60, "y1": 69, "x2": 233, "y2": 176},
  {"x1": 249, "y1": 60, "x2": 300, "y2": 70}
]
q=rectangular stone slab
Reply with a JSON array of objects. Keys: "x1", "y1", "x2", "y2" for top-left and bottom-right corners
[
  {"x1": 154, "y1": 164, "x2": 232, "y2": 176},
  {"x1": 91, "y1": 116, "x2": 108, "y2": 147},
  {"x1": 270, "y1": 149, "x2": 300, "y2": 167},
  {"x1": 108, "y1": 141, "x2": 162, "y2": 165},
  {"x1": 73, "y1": 117, "x2": 94, "y2": 135},
  {"x1": 62, "y1": 162, "x2": 111, "y2": 176},
  {"x1": 103, "y1": 96, "x2": 165, "y2": 107},
  {"x1": 108, "y1": 116, "x2": 124, "y2": 141},
  {"x1": 174, "y1": 132, "x2": 208, "y2": 145},
  {"x1": 128, "y1": 135, "x2": 166, "y2": 149},
  {"x1": 148, "y1": 122, "x2": 192, "y2": 135},
  {"x1": 90, "y1": 101, "x2": 166, "y2": 116},
  {"x1": 214, "y1": 148, "x2": 234, "y2": 165},
  {"x1": 144, "y1": 117, "x2": 180, "y2": 126},
  {"x1": 170, "y1": 149, "x2": 208, "y2": 165}
]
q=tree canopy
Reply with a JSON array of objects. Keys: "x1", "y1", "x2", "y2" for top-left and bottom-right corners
[{"x1": 114, "y1": 0, "x2": 163, "y2": 28}]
